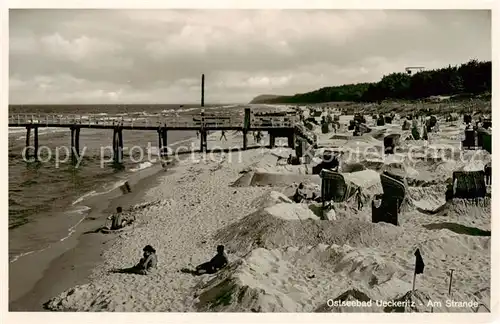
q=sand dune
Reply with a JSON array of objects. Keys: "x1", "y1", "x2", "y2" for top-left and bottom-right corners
[{"x1": 191, "y1": 239, "x2": 489, "y2": 312}]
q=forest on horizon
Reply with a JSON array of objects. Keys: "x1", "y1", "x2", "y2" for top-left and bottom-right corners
[{"x1": 250, "y1": 60, "x2": 491, "y2": 104}]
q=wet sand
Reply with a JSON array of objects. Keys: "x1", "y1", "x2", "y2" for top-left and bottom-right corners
[{"x1": 9, "y1": 164, "x2": 173, "y2": 311}]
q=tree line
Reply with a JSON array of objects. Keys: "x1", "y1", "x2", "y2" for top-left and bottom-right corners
[{"x1": 251, "y1": 60, "x2": 491, "y2": 104}]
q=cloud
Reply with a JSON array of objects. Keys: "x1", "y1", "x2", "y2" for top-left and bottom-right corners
[
  {"x1": 9, "y1": 9, "x2": 491, "y2": 104},
  {"x1": 39, "y1": 33, "x2": 122, "y2": 62}
]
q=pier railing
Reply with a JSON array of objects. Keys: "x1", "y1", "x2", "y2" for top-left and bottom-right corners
[{"x1": 8, "y1": 113, "x2": 297, "y2": 129}]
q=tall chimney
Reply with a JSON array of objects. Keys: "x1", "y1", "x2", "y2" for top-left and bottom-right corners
[{"x1": 201, "y1": 74, "x2": 205, "y2": 107}]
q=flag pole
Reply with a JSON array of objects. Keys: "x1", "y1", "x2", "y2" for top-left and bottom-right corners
[
  {"x1": 448, "y1": 269, "x2": 455, "y2": 295},
  {"x1": 412, "y1": 270, "x2": 417, "y2": 293}
]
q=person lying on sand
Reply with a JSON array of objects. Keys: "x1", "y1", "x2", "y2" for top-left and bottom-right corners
[
  {"x1": 293, "y1": 183, "x2": 308, "y2": 203},
  {"x1": 181, "y1": 245, "x2": 228, "y2": 276}
]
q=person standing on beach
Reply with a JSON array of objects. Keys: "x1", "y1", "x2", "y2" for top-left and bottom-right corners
[
  {"x1": 485, "y1": 162, "x2": 492, "y2": 185},
  {"x1": 256, "y1": 131, "x2": 262, "y2": 143},
  {"x1": 356, "y1": 188, "x2": 363, "y2": 210}
]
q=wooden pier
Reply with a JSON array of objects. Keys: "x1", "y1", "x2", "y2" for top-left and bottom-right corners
[
  {"x1": 9, "y1": 74, "x2": 298, "y2": 163},
  {"x1": 9, "y1": 109, "x2": 298, "y2": 163}
]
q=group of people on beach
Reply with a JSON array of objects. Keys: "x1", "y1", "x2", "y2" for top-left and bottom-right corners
[
  {"x1": 107, "y1": 109, "x2": 490, "y2": 279},
  {"x1": 117, "y1": 244, "x2": 228, "y2": 276},
  {"x1": 196, "y1": 130, "x2": 228, "y2": 141},
  {"x1": 104, "y1": 206, "x2": 229, "y2": 276},
  {"x1": 253, "y1": 131, "x2": 263, "y2": 143}
]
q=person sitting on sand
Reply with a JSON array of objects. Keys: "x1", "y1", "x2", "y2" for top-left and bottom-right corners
[
  {"x1": 310, "y1": 192, "x2": 322, "y2": 203},
  {"x1": 293, "y1": 183, "x2": 308, "y2": 203},
  {"x1": 195, "y1": 245, "x2": 228, "y2": 275},
  {"x1": 108, "y1": 207, "x2": 126, "y2": 230},
  {"x1": 106, "y1": 206, "x2": 136, "y2": 231},
  {"x1": 132, "y1": 245, "x2": 158, "y2": 275},
  {"x1": 276, "y1": 155, "x2": 287, "y2": 166},
  {"x1": 111, "y1": 245, "x2": 157, "y2": 275}
]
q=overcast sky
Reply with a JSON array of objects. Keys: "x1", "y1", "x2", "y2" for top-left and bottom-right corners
[{"x1": 9, "y1": 9, "x2": 491, "y2": 104}]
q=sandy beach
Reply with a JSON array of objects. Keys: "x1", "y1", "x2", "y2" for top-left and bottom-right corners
[
  {"x1": 6, "y1": 9, "x2": 494, "y2": 318},
  {"x1": 39, "y1": 106, "x2": 491, "y2": 313}
]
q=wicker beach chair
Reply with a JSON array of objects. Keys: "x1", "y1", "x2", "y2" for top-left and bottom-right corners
[
  {"x1": 462, "y1": 129, "x2": 476, "y2": 150},
  {"x1": 320, "y1": 170, "x2": 351, "y2": 219},
  {"x1": 383, "y1": 134, "x2": 401, "y2": 155},
  {"x1": 320, "y1": 170, "x2": 348, "y2": 203},
  {"x1": 373, "y1": 173, "x2": 407, "y2": 226},
  {"x1": 452, "y1": 171, "x2": 486, "y2": 199},
  {"x1": 477, "y1": 129, "x2": 491, "y2": 153}
]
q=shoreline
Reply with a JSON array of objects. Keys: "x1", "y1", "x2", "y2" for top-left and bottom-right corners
[
  {"x1": 8, "y1": 135, "x2": 193, "y2": 311},
  {"x1": 8, "y1": 128, "x2": 250, "y2": 310},
  {"x1": 9, "y1": 163, "x2": 175, "y2": 311},
  {"x1": 29, "y1": 129, "x2": 269, "y2": 311}
]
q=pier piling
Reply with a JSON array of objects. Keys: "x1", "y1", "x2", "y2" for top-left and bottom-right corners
[
  {"x1": 112, "y1": 127, "x2": 124, "y2": 163},
  {"x1": 70, "y1": 127, "x2": 76, "y2": 161},
  {"x1": 118, "y1": 128, "x2": 124, "y2": 162},
  {"x1": 25, "y1": 127, "x2": 31, "y2": 159},
  {"x1": 200, "y1": 131, "x2": 208, "y2": 153},
  {"x1": 161, "y1": 128, "x2": 168, "y2": 157},
  {"x1": 34, "y1": 127, "x2": 39, "y2": 161},
  {"x1": 157, "y1": 128, "x2": 162, "y2": 156},
  {"x1": 243, "y1": 108, "x2": 251, "y2": 150},
  {"x1": 243, "y1": 131, "x2": 248, "y2": 150},
  {"x1": 112, "y1": 128, "x2": 118, "y2": 163},
  {"x1": 75, "y1": 127, "x2": 81, "y2": 157},
  {"x1": 287, "y1": 133, "x2": 295, "y2": 149},
  {"x1": 199, "y1": 107, "x2": 207, "y2": 152},
  {"x1": 269, "y1": 133, "x2": 276, "y2": 148}
]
